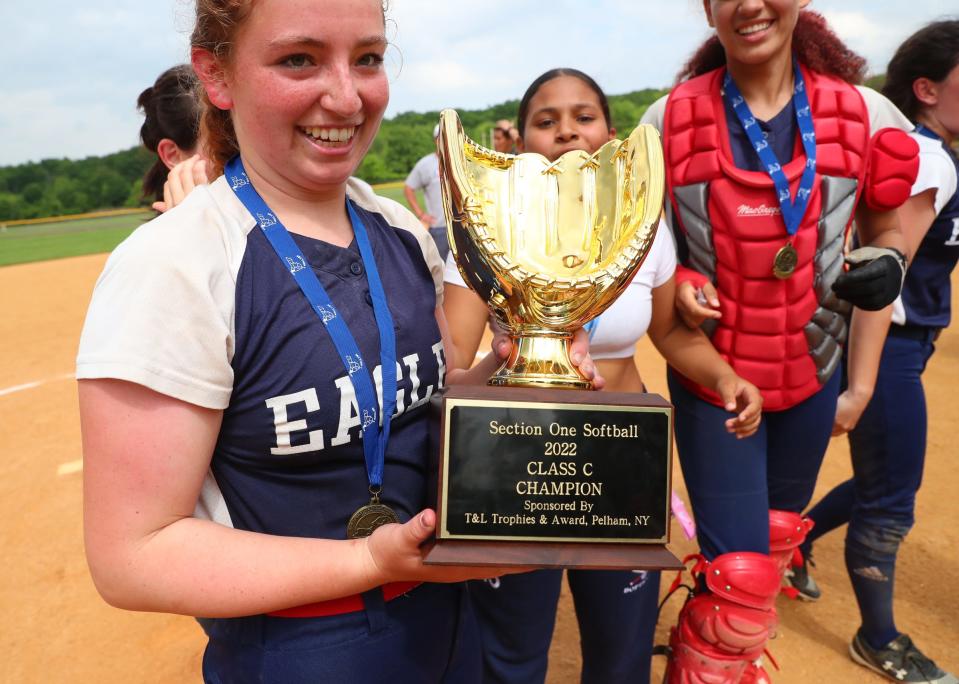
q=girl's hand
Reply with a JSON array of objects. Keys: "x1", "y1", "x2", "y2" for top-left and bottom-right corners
[
  {"x1": 832, "y1": 389, "x2": 871, "y2": 436},
  {"x1": 715, "y1": 373, "x2": 763, "y2": 438},
  {"x1": 152, "y1": 154, "x2": 210, "y2": 213},
  {"x1": 490, "y1": 326, "x2": 606, "y2": 390},
  {"x1": 361, "y1": 509, "x2": 530, "y2": 584},
  {"x1": 675, "y1": 281, "x2": 722, "y2": 329}
]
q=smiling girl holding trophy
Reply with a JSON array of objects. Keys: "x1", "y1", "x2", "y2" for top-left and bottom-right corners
[{"x1": 73, "y1": 1, "x2": 621, "y2": 681}]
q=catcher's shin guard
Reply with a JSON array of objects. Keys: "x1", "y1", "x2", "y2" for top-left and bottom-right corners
[
  {"x1": 666, "y1": 552, "x2": 781, "y2": 684},
  {"x1": 768, "y1": 509, "x2": 814, "y2": 598},
  {"x1": 739, "y1": 659, "x2": 775, "y2": 684}
]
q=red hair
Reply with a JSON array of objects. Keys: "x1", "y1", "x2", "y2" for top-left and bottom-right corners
[{"x1": 676, "y1": 11, "x2": 867, "y2": 85}]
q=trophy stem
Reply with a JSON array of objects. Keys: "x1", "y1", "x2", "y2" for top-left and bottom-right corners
[{"x1": 488, "y1": 333, "x2": 592, "y2": 390}]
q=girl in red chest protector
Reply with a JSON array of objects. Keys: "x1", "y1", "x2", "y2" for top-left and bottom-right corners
[{"x1": 639, "y1": 1, "x2": 919, "y2": 681}]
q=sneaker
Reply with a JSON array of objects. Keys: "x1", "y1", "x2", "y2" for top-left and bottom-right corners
[
  {"x1": 785, "y1": 556, "x2": 821, "y2": 601},
  {"x1": 850, "y1": 630, "x2": 959, "y2": 683}
]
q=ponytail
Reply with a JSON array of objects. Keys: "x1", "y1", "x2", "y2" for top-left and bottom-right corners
[{"x1": 137, "y1": 64, "x2": 201, "y2": 202}]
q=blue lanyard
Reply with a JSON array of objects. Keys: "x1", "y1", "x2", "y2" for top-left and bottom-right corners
[
  {"x1": 584, "y1": 317, "x2": 600, "y2": 341},
  {"x1": 723, "y1": 61, "x2": 817, "y2": 236},
  {"x1": 224, "y1": 156, "x2": 397, "y2": 492},
  {"x1": 915, "y1": 123, "x2": 940, "y2": 143}
]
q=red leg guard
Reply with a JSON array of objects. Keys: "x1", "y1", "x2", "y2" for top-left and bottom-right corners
[
  {"x1": 739, "y1": 661, "x2": 773, "y2": 684},
  {"x1": 667, "y1": 627, "x2": 749, "y2": 684},
  {"x1": 666, "y1": 553, "x2": 781, "y2": 684},
  {"x1": 768, "y1": 509, "x2": 813, "y2": 577}
]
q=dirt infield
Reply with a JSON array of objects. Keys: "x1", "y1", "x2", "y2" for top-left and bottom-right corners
[{"x1": 1, "y1": 253, "x2": 956, "y2": 683}]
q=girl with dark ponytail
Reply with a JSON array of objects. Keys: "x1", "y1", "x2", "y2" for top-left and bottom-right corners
[
  {"x1": 640, "y1": 2, "x2": 920, "y2": 681},
  {"x1": 136, "y1": 65, "x2": 202, "y2": 208},
  {"x1": 799, "y1": 19, "x2": 959, "y2": 683}
]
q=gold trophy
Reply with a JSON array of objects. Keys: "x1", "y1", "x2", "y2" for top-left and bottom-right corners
[{"x1": 425, "y1": 110, "x2": 680, "y2": 570}]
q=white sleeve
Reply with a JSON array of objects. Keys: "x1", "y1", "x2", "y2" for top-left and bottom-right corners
[
  {"x1": 75, "y1": 190, "x2": 241, "y2": 409},
  {"x1": 649, "y1": 220, "x2": 677, "y2": 288},
  {"x1": 405, "y1": 156, "x2": 427, "y2": 189},
  {"x1": 857, "y1": 86, "x2": 913, "y2": 132},
  {"x1": 912, "y1": 135, "x2": 959, "y2": 214},
  {"x1": 639, "y1": 95, "x2": 668, "y2": 133},
  {"x1": 443, "y1": 250, "x2": 468, "y2": 287}
]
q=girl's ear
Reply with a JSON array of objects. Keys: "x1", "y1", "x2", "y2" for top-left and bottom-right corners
[
  {"x1": 913, "y1": 77, "x2": 939, "y2": 108},
  {"x1": 703, "y1": 0, "x2": 715, "y2": 28},
  {"x1": 607, "y1": 128, "x2": 617, "y2": 142},
  {"x1": 192, "y1": 47, "x2": 233, "y2": 111},
  {"x1": 799, "y1": 0, "x2": 812, "y2": 9},
  {"x1": 157, "y1": 138, "x2": 191, "y2": 171}
]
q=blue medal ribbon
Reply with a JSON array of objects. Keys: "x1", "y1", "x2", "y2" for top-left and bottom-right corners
[
  {"x1": 225, "y1": 156, "x2": 397, "y2": 493},
  {"x1": 584, "y1": 316, "x2": 600, "y2": 341},
  {"x1": 915, "y1": 123, "x2": 940, "y2": 143},
  {"x1": 723, "y1": 61, "x2": 817, "y2": 236}
]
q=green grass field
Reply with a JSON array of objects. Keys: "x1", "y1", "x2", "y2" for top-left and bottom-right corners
[
  {"x1": 0, "y1": 212, "x2": 154, "y2": 267},
  {"x1": 0, "y1": 185, "x2": 419, "y2": 268}
]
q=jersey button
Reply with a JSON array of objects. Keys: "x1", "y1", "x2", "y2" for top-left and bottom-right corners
[
  {"x1": 365, "y1": 291, "x2": 373, "y2": 305},
  {"x1": 350, "y1": 262, "x2": 363, "y2": 276}
]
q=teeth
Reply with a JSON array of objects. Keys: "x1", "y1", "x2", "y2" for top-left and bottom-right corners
[
  {"x1": 739, "y1": 21, "x2": 771, "y2": 35},
  {"x1": 303, "y1": 126, "x2": 357, "y2": 144}
]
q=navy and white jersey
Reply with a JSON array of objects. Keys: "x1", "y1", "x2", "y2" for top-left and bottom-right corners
[
  {"x1": 892, "y1": 128, "x2": 959, "y2": 330},
  {"x1": 77, "y1": 176, "x2": 446, "y2": 541}
]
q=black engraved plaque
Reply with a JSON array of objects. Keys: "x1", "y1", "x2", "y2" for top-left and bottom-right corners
[{"x1": 437, "y1": 391, "x2": 671, "y2": 544}]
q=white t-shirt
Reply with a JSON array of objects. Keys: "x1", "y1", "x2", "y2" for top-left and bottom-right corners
[
  {"x1": 891, "y1": 131, "x2": 959, "y2": 326},
  {"x1": 405, "y1": 152, "x2": 445, "y2": 228},
  {"x1": 910, "y1": 133, "x2": 959, "y2": 216},
  {"x1": 443, "y1": 221, "x2": 677, "y2": 360}
]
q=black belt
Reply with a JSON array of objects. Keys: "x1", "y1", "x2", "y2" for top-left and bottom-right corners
[{"x1": 888, "y1": 324, "x2": 939, "y2": 342}]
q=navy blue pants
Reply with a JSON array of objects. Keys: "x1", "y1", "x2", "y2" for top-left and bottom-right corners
[
  {"x1": 201, "y1": 582, "x2": 479, "y2": 683},
  {"x1": 668, "y1": 368, "x2": 840, "y2": 559},
  {"x1": 470, "y1": 568, "x2": 661, "y2": 684},
  {"x1": 842, "y1": 332, "x2": 935, "y2": 648}
]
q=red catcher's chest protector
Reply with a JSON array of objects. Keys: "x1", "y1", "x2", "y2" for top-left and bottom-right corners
[{"x1": 666, "y1": 66, "x2": 872, "y2": 411}]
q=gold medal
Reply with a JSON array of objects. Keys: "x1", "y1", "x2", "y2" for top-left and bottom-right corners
[
  {"x1": 773, "y1": 242, "x2": 798, "y2": 279},
  {"x1": 347, "y1": 494, "x2": 399, "y2": 539}
]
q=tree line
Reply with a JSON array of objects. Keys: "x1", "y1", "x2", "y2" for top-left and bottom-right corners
[{"x1": 0, "y1": 88, "x2": 667, "y2": 222}]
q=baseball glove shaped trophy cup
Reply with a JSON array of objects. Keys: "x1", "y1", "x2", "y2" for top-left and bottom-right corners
[{"x1": 425, "y1": 110, "x2": 681, "y2": 570}]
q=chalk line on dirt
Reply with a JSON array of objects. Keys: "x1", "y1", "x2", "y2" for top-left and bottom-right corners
[
  {"x1": 57, "y1": 460, "x2": 83, "y2": 477},
  {"x1": 0, "y1": 372, "x2": 75, "y2": 397}
]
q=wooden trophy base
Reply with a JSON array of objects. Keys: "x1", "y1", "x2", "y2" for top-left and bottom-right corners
[
  {"x1": 422, "y1": 538, "x2": 682, "y2": 570},
  {"x1": 426, "y1": 385, "x2": 681, "y2": 570}
]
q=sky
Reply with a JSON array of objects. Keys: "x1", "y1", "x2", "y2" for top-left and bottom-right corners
[{"x1": 0, "y1": 0, "x2": 953, "y2": 167}]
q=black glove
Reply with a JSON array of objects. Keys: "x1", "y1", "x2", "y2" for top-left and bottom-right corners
[{"x1": 831, "y1": 246, "x2": 907, "y2": 311}]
